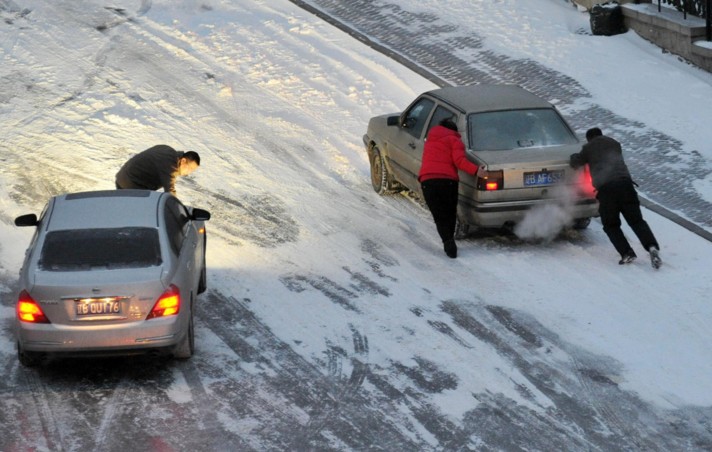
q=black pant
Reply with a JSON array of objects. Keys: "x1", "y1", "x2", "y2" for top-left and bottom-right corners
[
  {"x1": 421, "y1": 179, "x2": 459, "y2": 244},
  {"x1": 597, "y1": 180, "x2": 659, "y2": 256}
]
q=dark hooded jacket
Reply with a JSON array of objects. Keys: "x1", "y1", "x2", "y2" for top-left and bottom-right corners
[
  {"x1": 418, "y1": 125, "x2": 478, "y2": 182},
  {"x1": 115, "y1": 145, "x2": 183, "y2": 195},
  {"x1": 570, "y1": 135, "x2": 632, "y2": 190}
]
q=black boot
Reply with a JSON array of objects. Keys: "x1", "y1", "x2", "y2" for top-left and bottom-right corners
[
  {"x1": 444, "y1": 239, "x2": 457, "y2": 258},
  {"x1": 618, "y1": 249, "x2": 636, "y2": 265},
  {"x1": 649, "y1": 247, "x2": 662, "y2": 269}
]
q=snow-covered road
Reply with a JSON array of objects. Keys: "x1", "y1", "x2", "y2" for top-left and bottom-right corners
[{"x1": 1, "y1": 0, "x2": 712, "y2": 450}]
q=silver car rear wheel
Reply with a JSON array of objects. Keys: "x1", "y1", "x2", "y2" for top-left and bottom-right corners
[
  {"x1": 18, "y1": 342, "x2": 42, "y2": 367},
  {"x1": 173, "y1": 312, "x2": 194, "y2": 359}
]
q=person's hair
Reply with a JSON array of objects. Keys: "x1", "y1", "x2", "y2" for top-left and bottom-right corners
[
  {"x1": 440, "y1": 117, "x2": 458, "y2": 131},
  {"x1": 585, "y1": 127, "x2": 603, "y2": 141},
  {"x1": 182, "y1": 151, "x2": 201, "y2": 166}
]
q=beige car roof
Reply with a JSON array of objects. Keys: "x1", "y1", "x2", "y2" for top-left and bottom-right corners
[{"x1": 427, "y1": 84, "x2": 553, "y2": 113}]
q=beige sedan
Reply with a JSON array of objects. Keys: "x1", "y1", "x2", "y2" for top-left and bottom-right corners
[{"x1": 363, "y1": 84, "x2": 598, "y2": 235}]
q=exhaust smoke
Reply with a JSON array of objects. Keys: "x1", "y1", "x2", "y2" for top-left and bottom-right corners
[{"x1": 514, "y1": 185, "x2": 579, "y2": 242}]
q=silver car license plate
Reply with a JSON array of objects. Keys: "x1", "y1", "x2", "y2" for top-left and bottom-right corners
[
  {"x1": 523, "y1": 170, "x2": 564, "y2": 187},
  {"x1": 76, "y1": 298, "x2": 122, "y2": 316}
]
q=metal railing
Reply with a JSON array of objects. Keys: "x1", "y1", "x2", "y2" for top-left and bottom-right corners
[
  {"x1": 657, "y1": 0, "x2": 712, "y2": 40},
  {"x1": 657, "y1": 0, "x2": 704, "y2": 17}
]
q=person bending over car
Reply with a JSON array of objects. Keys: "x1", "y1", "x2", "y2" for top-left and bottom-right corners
[
  {"x1": 418, "y1": 118, "x2": 479, "y2": 258},
  {"x1": 570, "y1": 127, "x2": 662, "y2": 269},
  {"x1": 116, "y1": 145, "x2": 200, "y2": 197}
]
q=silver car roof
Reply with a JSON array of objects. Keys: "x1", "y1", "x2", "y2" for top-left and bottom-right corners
[
  {"x1": 426, "y1": 84, "x2": 554, "y2": 113},
  {"x1": 46, "y1": 190, "x2": 163, "y2": 231}
]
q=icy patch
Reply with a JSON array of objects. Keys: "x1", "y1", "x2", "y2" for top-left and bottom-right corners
[{"x1": 166, "y1": 367, "x2": 193, "y2": 404}]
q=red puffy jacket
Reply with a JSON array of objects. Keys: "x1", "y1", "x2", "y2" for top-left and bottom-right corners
[{"x1": 418, "y1": 125, "x2": 478, "y2": 182}]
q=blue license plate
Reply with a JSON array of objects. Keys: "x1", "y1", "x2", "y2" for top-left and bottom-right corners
[{"x1": 523, "y1": 170, "x2": 564, "y2": 186}]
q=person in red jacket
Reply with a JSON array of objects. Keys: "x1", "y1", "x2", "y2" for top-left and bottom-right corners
[{"x1": 418, "y1": 118, "x2": 479, "y2": 258}]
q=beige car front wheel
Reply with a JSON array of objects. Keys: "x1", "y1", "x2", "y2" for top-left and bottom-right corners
[{"x1": 370, "y1": 147, "x2": 396, "y2": 195}]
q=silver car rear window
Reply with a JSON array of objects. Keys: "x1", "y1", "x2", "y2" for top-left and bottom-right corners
[
  {"x1": 39, "y1": 227, "x2": 162, "y2": 271},
  {"x1": 468, "y1": 109, "x2": 578, "y2": 151}
]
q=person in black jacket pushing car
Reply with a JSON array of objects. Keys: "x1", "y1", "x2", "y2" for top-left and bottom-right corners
[{"x1": 570, "y1": 127, "x2": 662, "y2": 268}]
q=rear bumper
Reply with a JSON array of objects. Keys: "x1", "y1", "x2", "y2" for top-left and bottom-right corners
[
  {"x1": 16, "y1": 315, "x2": 185, "y2": 354},
  {"x1": 459, "y1": 197, "x2": 599, "y2": 228}
]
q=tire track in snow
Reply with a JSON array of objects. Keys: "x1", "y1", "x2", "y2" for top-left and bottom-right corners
[
  {"x1": 437, "y1": 301, "x2": 712, "y2": 450},
  {"x1": 0, "y1": 2, "x2": 159, "y2": 209},
  {"x1": 196, "y1": 186, "x2": 300, "y2": 248},
  {"x1": 196, "y1": 289, "x2": 425, "y2": 450},
  {"x1": 18, "y1": 367, "x2": 64, "y2": 451},
  {"x1": 0, "y1": 353, "x2": 49, "y2": 451},
  {"x1": 86, "y1": 18, "x2": 322, "y2": 249},
  {"x1": 292, "y1": 325, "x2": 370, "y2": 449},
  {"x1": 93, "y1": 377, "x2": 131, "y2": 450}
]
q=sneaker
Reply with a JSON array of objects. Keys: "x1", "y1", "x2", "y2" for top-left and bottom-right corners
[
  {"x1": 444, "y1": 239, "x2": 457, "y2": 258},
  {"x1": 618, "y1": 250, "x2": 637, "y2": 265},
  {"x1": 649, "y1": 247, "x2": 662, "y2": 269}
]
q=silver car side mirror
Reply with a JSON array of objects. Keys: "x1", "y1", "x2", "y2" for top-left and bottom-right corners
[
  {"x1": 15, "y1": 214, "x2": 38, "y2": 227},
  {"x1": 191, "y1": 208, "x2": 211, "y2": 221}
]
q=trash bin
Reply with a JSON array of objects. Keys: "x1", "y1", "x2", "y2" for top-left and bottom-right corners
[{"x1": 590, "y1": 2, "x2": 626, "y2": 36}]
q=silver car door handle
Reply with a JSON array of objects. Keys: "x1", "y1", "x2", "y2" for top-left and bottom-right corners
[{"x1": 408, "y1": 142, "x2": 416, "y2": 149}]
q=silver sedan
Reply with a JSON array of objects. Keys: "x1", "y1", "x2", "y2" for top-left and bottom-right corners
[{"x1": 14, "y1": 189, "x2": 210, "y2": 366}]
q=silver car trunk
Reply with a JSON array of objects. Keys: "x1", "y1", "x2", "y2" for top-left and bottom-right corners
[{"x1": 28, "y1": 267, "x2": 167, "y2": 325}]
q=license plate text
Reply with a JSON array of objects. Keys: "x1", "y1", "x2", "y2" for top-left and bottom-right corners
[
  {"x1": 523, "y1": 170, "x2": 564, "y2": 186},
  {"x1": 76, "y1": 300, "x2": 122, "y2": 316}
]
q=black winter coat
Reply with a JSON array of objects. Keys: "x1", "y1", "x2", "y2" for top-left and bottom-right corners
[
  {"x1": 115, "y1": 145, "x2": 183, "y2": 195},
  {"x1": 570, "y1": 135, "x2": 632, "y2": 190}
]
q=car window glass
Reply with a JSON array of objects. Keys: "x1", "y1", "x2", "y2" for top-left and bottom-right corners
[
  {"x1": 164, "y1": 197, "x2": 190, "y2": 255},
  {"x1": 403, "y1": 98, "x2": 435, "y2": 139},
  {"x1": 426, "y1": 106, "x2": 457, "y2": 136},
  {"x1": 39, "y1": 228, "x2": 161, "y2": 271},
  {"x1": 469, "y1": 109, "x2": 579, "y2": 151}
]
